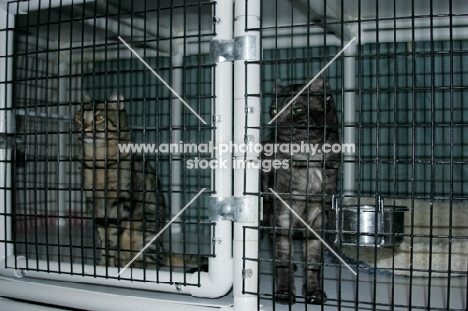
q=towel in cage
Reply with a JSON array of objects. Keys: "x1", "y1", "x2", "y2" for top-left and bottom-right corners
[{"x1": 340, "y1": 199, "x2": 468, "y2": 277}]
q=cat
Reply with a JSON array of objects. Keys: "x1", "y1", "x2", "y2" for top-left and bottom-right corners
[
  {"x1": 262, "y1": 78, "x2": 341, "y2": 305},
  {"x1": 74, "y1": 94, "x2": 207, "y2": 270}
]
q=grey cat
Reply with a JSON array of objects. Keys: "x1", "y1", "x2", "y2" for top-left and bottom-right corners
[
  {"x1": 75, "y1": 94, "x2": 206, "y2": 269},
  {"x1": 262, "y1": 79, "x2": 340, "y2": 304}
]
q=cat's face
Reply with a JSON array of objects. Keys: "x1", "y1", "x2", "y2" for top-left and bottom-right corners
[
  {"x1": 270, "y1": 78, "x2": 337, "y2": 142},
  {"x1": 74, "y1": 94, "x2": 129, "y2": 144}
]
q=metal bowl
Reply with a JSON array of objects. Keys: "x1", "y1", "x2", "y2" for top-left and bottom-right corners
[{"x1": 327, "y1": 198, "x2": 408, "y2": 247}]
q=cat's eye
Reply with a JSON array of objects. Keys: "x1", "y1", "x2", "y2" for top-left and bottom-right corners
[
  {"x1": 95, "y1": 114, "x2": 105, "y2": 122},
  {"x1": 292, "y1": 107, "x2": 303, "y2": 115},
  {"x1": 75, "y1": 114, "x2": 81, "y2": 122},
  {"x1": 271, "y1": 108, "x2": 277, "y2": 115}
]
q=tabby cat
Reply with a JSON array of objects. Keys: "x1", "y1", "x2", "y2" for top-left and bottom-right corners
[
  {"x1": 75, "y1": 94, "x2": 206, "y2": 270},
  {"x1": 262, "y1": 79, "x2": 340, "y2": 304}
]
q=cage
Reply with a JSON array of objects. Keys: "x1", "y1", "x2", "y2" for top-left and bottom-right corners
[{"x1": 0, "y1": 0, "x2": 467, "y2": 310}]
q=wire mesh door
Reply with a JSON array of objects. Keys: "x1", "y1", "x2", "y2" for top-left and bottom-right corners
[
  {"x1": 3, "y1": 0, "x2": 221, "y2": 295},
  {"x1": 256, "y1": 0, "x2": 468, "y2": 310},
  {"x1": 1, "y1": 1, "x2": 468, "y2": 311}
]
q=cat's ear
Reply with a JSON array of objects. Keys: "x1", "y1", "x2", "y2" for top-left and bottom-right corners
[
  {"x1": 309, "y1": 78, "x2": 331, "y2": 96},
  {"x1": 272, "y1": 79, "x2": 283, "y2": 93},
  {"x1": 82, "y1": 93, "x2": 91, "y2": 103},
  {"x1": 309, "y1": 78, "x2": 325, "y2": 92},
  {"x1": 109, "y1": 93, "x2": 125, "y2": 110}
]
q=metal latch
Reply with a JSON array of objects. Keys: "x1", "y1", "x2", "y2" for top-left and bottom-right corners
[
  {"x1": 210, "y1": 35, "x2": 258, "y2": 63},
  {"x1": 209, "y1": 196, "x2": 258, "y2": 223}
]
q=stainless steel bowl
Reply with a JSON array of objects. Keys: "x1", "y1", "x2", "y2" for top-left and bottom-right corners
[{"x1": 327, "y1": 198, "x2": 408, "y2": 247}]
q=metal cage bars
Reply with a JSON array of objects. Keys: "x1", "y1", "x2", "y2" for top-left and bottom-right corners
[{"x1": 0, "y1": 1, "x2": 467, "y2": 311}]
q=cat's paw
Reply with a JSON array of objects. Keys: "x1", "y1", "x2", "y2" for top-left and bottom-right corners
[
  {"x1": 275, "y1": 290, "x2": 296, "y2": 305},
  {"x1": 305, "y1": 290, "x2": 327, "y2": 305}
]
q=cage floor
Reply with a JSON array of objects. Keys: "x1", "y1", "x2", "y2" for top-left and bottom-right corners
[
  {"x1": 257, "y1": 235, "x2": 467, "y2": 311},
  {"x1": 12, "y1": 224, "x2": 467, "y2": 311}
]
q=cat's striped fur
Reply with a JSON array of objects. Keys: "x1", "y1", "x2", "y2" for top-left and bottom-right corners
[
  {"x1": 263, "y1": 79, "x2": 340, "y2": 305},
  {"x1": 75, "y1": 94, "x2": 206, "y2": 269}
]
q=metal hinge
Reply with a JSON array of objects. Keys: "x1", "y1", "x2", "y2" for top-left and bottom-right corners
[
  {"x1": 210, "y1": 35, "x2": 258, "y2": 63},
  {"x1": 209, "y1": 196, "x2": 258, "y2": 223}
]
